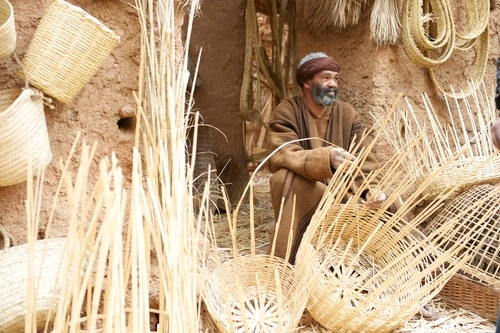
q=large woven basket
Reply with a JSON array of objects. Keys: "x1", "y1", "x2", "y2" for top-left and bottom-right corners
[
  {"x1": 424, "y1": 184, "x2": 500, "y2": 287},
  {"x1": 0, "y1": 88, "x2": 52, "y2": 186},
  {"x1": 295, "y1": 204, "x2": 462, "y2": 333},
  {"x1": 0, "y1": 0, "x2": 15, "y2": 61},
  {"x1": 415, "y1": 156, "x2": 500, "y2": 200},
  {"x1": 203, "y1": 254, "x2": 308, "y2": 333},
  {"x1": 0, "y1": 238, "x2": 88, "y2": 332},
  {"x1": 20, "y1": 0, "x2": 120, "y2": 103},
  {"x1": 439, "y1": 272, "x2": 500, "y2": 322}
]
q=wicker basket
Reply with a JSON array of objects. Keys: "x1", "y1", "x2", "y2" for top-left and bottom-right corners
[
  {"x1": 439, "y1": 272, "x2": 500, "y2": 322},
  {"x1": 415, "y1": 156, "x2": 500, "y2": 200},
  {"x1": 295, "y1": 204, "x2": 462, "y2": 333},
  {"x1": 0, "y1": 238, "x2": 88, "y2": 331},
  {"x1": 424, "y1": 184, "x2": 500, "y2": 287},
  {"x1": 203, "y1": 254, "x2": 308, "y2": 333},
  {"x1": 20, "y1": 0, "x2": 120, "y2": 103},
  {"x1": 0, "y1": 88, "x2": 52, "y2": 186},
  {"x1": 0, "y1": 0, "x2": 15, "y2": 61}
]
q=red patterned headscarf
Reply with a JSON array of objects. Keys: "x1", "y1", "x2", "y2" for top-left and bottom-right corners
[{"x1": 296, "y1": 56, "x2": 340, "y2": 87}]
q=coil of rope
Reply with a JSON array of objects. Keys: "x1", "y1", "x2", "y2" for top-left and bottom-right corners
[{"x1": 401, "y1": 0, "x2": 490, "y2": 98}]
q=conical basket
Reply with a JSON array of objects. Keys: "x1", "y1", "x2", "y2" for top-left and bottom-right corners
[
  {"x1": 20, "y1": 0, "x2": 120, "y2": 103},
  {"x1": 0, "y1": 88, "x2": 52, "y2": 186},
  {"x1": 0, "y1": 238, "x2": 88, "y2": 332},
  {"x1": 0, "y1": 0, "x2": 15, "y2": 61},
  {"x1": 203, "y1": 254, "x2": 308, "y2": 333},
  {"x1": 295, "y1": 204, "x2": 465, "y2": 333}
]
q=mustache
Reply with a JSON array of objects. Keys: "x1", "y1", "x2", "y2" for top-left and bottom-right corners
[{"x1": 324, "y1": 88, "x2": 337, "y2": 94}]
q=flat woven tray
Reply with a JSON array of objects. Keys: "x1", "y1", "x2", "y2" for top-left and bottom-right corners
[{"x1": 439, "y1": 272, "x2": 500, "y2": 322}]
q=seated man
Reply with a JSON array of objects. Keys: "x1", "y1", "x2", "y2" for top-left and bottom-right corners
[{"x1": 266, "y1": 52, "x2": 387, "y2": 264}]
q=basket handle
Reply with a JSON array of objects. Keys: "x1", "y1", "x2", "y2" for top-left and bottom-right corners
[{"x1": 0, "y1": 224, "x2": 17, "y2": 250}]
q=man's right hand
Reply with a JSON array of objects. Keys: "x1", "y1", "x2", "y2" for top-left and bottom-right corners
[{"x1": 330, "y1": 147, "x2": 356, "y2": 170}]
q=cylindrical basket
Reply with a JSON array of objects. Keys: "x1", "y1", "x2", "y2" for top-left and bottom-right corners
[
  {"x1": 20, "y1": 0, "x2": 120, "y2": 103},
  {"x1": 0, "y1": 238, "x2": 88, "y2": 332},
  {"x1": 0, "y1": 88, "x2": 52, "y2": 186},
  {"x1": 203, "y1": 254, "x2": 308, "y2": 333},
  {"x1": 0, "y1": 0, "x2": 16, "y2": 60}
]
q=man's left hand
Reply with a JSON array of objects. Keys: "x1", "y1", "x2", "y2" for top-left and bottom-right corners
[{"x1": 362, "y1": 188, "x2": 387, "y2": 209}]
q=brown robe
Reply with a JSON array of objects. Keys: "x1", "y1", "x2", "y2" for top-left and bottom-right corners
[{"x1": 267, "y1": 96, "x2": 381, "y2": 264}]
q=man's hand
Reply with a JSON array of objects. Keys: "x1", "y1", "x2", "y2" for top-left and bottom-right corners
[
  {"x1": 491, "y1": 117, "x2": 500, "y2": 150},
  {"x1": 362, "y1": 188, "x2": 387, "y2": 209},
  {"x1": 330, "y1": 147, "x2": 356, "y2": 170}
]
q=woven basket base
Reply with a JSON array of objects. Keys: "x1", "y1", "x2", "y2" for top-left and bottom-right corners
[{"x1": 439, "y1": 272, "x2": 499, "y2": 322}]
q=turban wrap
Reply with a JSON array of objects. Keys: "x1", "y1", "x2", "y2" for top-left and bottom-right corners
[{"x1": 296, "y1": 56, "x2": 340, "y2": 87}]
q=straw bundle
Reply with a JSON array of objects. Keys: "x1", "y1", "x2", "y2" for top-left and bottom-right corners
[
  {"x1": 424, "y1": 184, "x2": 500, "y2": 287},
  {"x1": 0, "y1": 238, "x2": 88, "y2": 332},
  {"x1": 370, "y1": 0, "x2": 401, "y2": 46},
  {"x1": 374, "y1": 81, "x2": 500, "y2": 200},
  {"x1": 20, "y1": 0, "x2": 120, "y2": 103},
  {"x1": 203, "y1": 254, "x2": 308, "y2": 333},
  {"x1": 295, "y1": 0, "x2": 370, "y2": 32},
  {"x1": 0, "y1": 0, "x2": 15, "y2": 61}
]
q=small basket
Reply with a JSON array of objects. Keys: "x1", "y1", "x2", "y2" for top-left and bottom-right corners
[
  {"x1": 0, "y1": 238, "x2": 88, "y2": 331},
  {"x1": 203, "y1": 254, "x2": 308, "y2": 333},
  {"x1": 439, "y1": 272, "x2": 500, "y2": 322},
  {"x1": 0, "y1": 0, "x2": 15, "y2": 61},
  {"x1": 0, "y1": 88, "x2": 52, "y2": 186},
  {"x1": 415, "y1": 156, "x2": 500, "y2": 199},
  {"x1": 20, "y1": 0, "x2": 120, "y2": 103}
]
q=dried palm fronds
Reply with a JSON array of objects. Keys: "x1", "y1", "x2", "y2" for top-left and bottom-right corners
[
  {"x1": 295, "y1": 0, "x2": 370, "y2": 32},
  {"x1": 374, "y1": 81, "x2": 500, "y2": 200},
  {"x1": 370, "y1": 0, "x2": 401, "y2": 46}
]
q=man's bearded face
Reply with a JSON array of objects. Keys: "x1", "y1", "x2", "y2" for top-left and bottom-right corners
[{"x1": 310, "y1": 80, "x2": 338, "y2": 106}]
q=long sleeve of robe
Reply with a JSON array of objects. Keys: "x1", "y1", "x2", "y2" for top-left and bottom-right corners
[{"x1": 266, "y1": 96, "x2": 381, "y2": 263}]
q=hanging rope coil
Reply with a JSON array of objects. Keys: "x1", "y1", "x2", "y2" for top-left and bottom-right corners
[{"x1": 401, "y1": 0, "x2": 490, "y2": 98}]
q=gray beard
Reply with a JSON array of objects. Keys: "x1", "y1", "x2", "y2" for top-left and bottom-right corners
[{"x1": 311, "y1": 84, "x2": 337, "y2": 106}]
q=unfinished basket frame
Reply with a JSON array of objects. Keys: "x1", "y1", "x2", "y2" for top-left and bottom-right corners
[
  {"x1": 0, "y1": 238, "x2": 87, "y2": 332},
  {"x1": 295, "y1": 204, "x2": 466, "y2": 333},
  {"x1": 20, "y1": 0, "x2": 120, "y2": 103},
  {"x1": 203, "y1": 254, "x2": 308, "y2": 333},
  {"x1": 424, "y1": 184, "x2": 500, "y2": 287},
  {"x1": 415, "y1": 156, "x2": 500, "y2": 199},
  {"x1": 0, "y1": 0, "x2": 15, "y2": 61},
  {"x1": 0, "y1": 88, "x2": 52, "y2": 186}
]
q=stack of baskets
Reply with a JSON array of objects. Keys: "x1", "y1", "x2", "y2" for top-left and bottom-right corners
[{"x1": 424, "y1": 184, "x2": 500, "y2": 321}]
